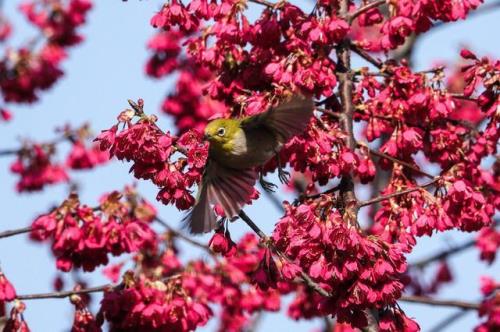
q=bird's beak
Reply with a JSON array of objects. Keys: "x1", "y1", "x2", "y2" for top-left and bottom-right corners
[{"x1": 203, "y1": 133, "x2": 209, "y2": 141}]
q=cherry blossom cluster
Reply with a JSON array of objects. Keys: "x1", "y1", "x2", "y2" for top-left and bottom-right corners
[
  {"x1": 146, "y1": 31, "x2": 228, "y2": 133},
  {"x1": 476, "y1": 276, "x2": 500, "y2": 332},
  {"x1": 372, "y1": 166, "x2": 494, "y2": 250},
  {"x1": 30, "y1": 187, "x2": 157, "y2": 272},
  {"x1": 92, "y1": 231, "x2": 284, "y2": 332},
  {"x1": 0, "y1": 0, "x2": 92, "y2": 104},
  {"x1": 351, "y1": 0, "x2": 483, "y2": 51},
  {"x1": 9, "y1": 124, "x2": 108, "y2": 192},
  {"x1": 95, "y1": 100, "x2": 208, "y2": 209},
  {"x1": 98, "y1": 273, "x2": 212, "y2": 331},
  {"x1": 272, "y1": 201, "x2": 414, "y2": 329}
]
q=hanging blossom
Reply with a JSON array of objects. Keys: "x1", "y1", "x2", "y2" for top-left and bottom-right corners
[
  {"x1": 476, "y1": 227, "x2": 500, "y2": 264},
  {"x1": 3, "y1": 301, "x2": 30, "y2": 332},
  {"x1": 475, "y1": 276, "x2": 500, "y2": 332},
  {"x1": 30, "y1": 187, "x2": 158, "y2": 272},
  {"x1": 70, "y1": 294, "x2": 101, "y2": 332},
  {"x1": 0, "y1": 271, "x2": 17, "y2": 302}
]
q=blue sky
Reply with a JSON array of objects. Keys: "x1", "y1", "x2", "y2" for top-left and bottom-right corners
[{"x1": 0, "y1": 1, "x2": 498, "y2": 331}]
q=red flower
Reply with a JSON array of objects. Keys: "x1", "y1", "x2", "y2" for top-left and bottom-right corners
[{"x1": 0, "y1": 272, "x2": 16, "y2": 302}]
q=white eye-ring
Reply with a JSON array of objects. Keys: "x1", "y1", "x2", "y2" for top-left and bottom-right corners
[{"x1": 217, "y1": 127, "x2": 226, "y2": 137}]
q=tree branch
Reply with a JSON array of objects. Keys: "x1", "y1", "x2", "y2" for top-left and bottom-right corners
[
  {"x1": 0, "y1": 226, "x2": 32, "y2": 240},
  {"x1": 358, "y1": 177, "x2": 439, "y2": 208},
  {"x1": 16, "y1": 274, "x2": 182, "y2": 301},
  {"x1": 350, "y1": 43, "x2": 384, "y2": 69},
  {"x1": 154, "y1": 216, "x2": 211, "y2": 252},
  {"x1": 349, "y1": 0, "x2": 386, "y2": 23},
  {"x1": 428, "y1": 310, "x2": 470, "y2": 332},
  {"x1": 366, "y1": 147, "x2": 435, "y2": 179},
  {"x1": 399, "y1": 295, "x2": 480, "y2": 310},
  {"x1": 16, "y1": 284, "x2": 113, "y2": 300},
  {"x1": 238, "y1": 210, "x2": 331, "y2": 297},
  {"x1": 410, "y1": 240, "x2": 476, "y2": 268},
  {"x1": 0, "y1": 149, "x2": 19, "y2": 157},
  {"x1": 248, "y1": 0, "x2": 274, "y2": 7},
  {"x1": 410, "y1": 219, "x2": 500, "y2": 268}
]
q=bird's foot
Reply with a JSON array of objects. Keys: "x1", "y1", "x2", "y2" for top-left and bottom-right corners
[
  {"x1": 278, "y1": 167, "x2": 290, "y2": 184},
  {"x1": 259, "y1": 175, "x2": 278, "y2": 193}
]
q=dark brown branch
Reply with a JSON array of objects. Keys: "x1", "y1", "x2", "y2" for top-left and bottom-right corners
[
  {"x1": 428, "y1": 310, "x2": 470, "y2": 332},
  {"x1": 410, "y1": 219, "x2": 499, "y2": 268},
  {"x1": 293, "y1": 184, "x2": 341, "y2": 206},
  {"x1": 16, "y1": 274, "x2": 182, "y2": 300},
  {"x1": 154, "y1": 216, "x2": 211, "y2": 252},
  {"x1": 350, "y1": 43, "x2": 383, "y2": 69},
  {"x1": 366, "y1": 147, "x2": 435, "y2": 179},
  {"x1": 260, "y1": 183, "x2": 285, "y2": 212},
  {"x1": 410, "y1": 240, "x2": 476, "y2": 268},
  {"x1": 358, "y1": 177, "x2": 439, "y2": 208},
  {"x1": 349, "y1": 0, "x2": 386, "y2": 23},
  {"x1": 248, "y1": 0, "x2": 274, "y2": 7},
  {"x1": 16, "y1": 284, "x2": 112, "y2": 300},
  {"x1": 0, "y1": 149, "x2": 19, "y2": 157},
  {"x1": 0, "y1": 226, "x2": 32, "y2": 239},
  {"x1": 399, "y1": 295, "x2": 480, "y2": 310},
  {"x1": 238, "y1": 210, "x2": 331, "y2": 297},
  {"x1": 449, "y1": 93, "x2": 479, "y2": 102}
]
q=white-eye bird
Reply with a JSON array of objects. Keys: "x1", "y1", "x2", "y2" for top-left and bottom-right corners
[{"x1": 184, "y1": 95, "x2": 314, "y2": 234}]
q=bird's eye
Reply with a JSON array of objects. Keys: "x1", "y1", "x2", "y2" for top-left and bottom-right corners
[{"x1": 217, "y1": 127, "x2": 225, "y2": 136}]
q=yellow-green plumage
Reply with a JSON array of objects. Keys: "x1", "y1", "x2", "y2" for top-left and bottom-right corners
[{"x1": 184, "y1": 95, "x2": 314, "y2": 234}]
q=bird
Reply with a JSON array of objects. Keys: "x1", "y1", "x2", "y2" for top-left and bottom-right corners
[{"x1": 184, "y1": 95, "x2": 314, "y2": 234}]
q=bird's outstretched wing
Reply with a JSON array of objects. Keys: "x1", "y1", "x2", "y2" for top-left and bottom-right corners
[
  {"x1": 241, "y1": 95, "x2": 314, "y2": 144},
  {"x1": 183, "y1": 161, "x2": 258, "y2": 234}
]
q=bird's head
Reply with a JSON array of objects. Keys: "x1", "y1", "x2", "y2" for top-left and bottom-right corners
[{"x1": 204, "y1": 118, "x2": 240, "y2": 148}]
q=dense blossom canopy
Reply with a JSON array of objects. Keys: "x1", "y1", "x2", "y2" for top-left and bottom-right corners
[{"x1": 0, "y1": 0, "x2": 498, "y2": 331}]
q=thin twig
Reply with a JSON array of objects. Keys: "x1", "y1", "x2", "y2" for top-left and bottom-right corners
[
  {"x1": 294, "y1": 184, "x2": 340, "y2": 205},
  {"x1": 399, "y1": 295, "x2": 480, "y2": 310},
  {"x1": 238, "y1": 210, "x2": 331, "y2": 297},
  {"x1": 358, "y1": 178, "x2": 439, "y2": 208},
  {"x1": 349, "y1": 0, "x2": 386, "y2": 23},
  {"x1": 0, "y1": 149, "x2": 19, "y2": 157},
  {"x1": 350, "y1": 43, "x2": 383, "y2": 69},
  {"x1": 260, "y1": 183, "x2": 285, "y2": 213},
  {"x1": 15, "y1": 274, "x2": 181, "y2": 300},
  {"x1": 0, "y1": 226, "x2": 32, "y2": 240},
  {"x1": 449, "y1": 93, "x2": 479, "y2": 102},
  {"x1": 246, "y1": 0, "x2": 274, "y2": 7},
  {"x1": 154, "y1": 216, "x2": 211, "y2": 252},
  {"x1": 366, "y1": 147, "x2": 435, "y2": 179},
  {"x1": 428, "y1": 310, "x2": 470, "y2": 332},
  {"x1": 410, "y1": 219, "x2": 500, "y2": 268},
  {"x1": 16, "y1": 284, "x2": 113, "y2": 300}
]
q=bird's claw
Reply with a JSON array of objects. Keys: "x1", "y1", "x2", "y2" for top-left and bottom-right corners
[
  {"x1": 260, "y1": 177, "x2": 278, "y2": 193},
  {"x1": 278, "y1": 168, "x2": 290, "y2": 184}
]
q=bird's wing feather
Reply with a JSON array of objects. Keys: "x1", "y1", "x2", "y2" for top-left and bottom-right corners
[
  {"x1": 183, "y1": 161, "x2": 258, "y2": 234},
  {"x1": 241, "y1": 95, "x2": 314, "y2": 144}
]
